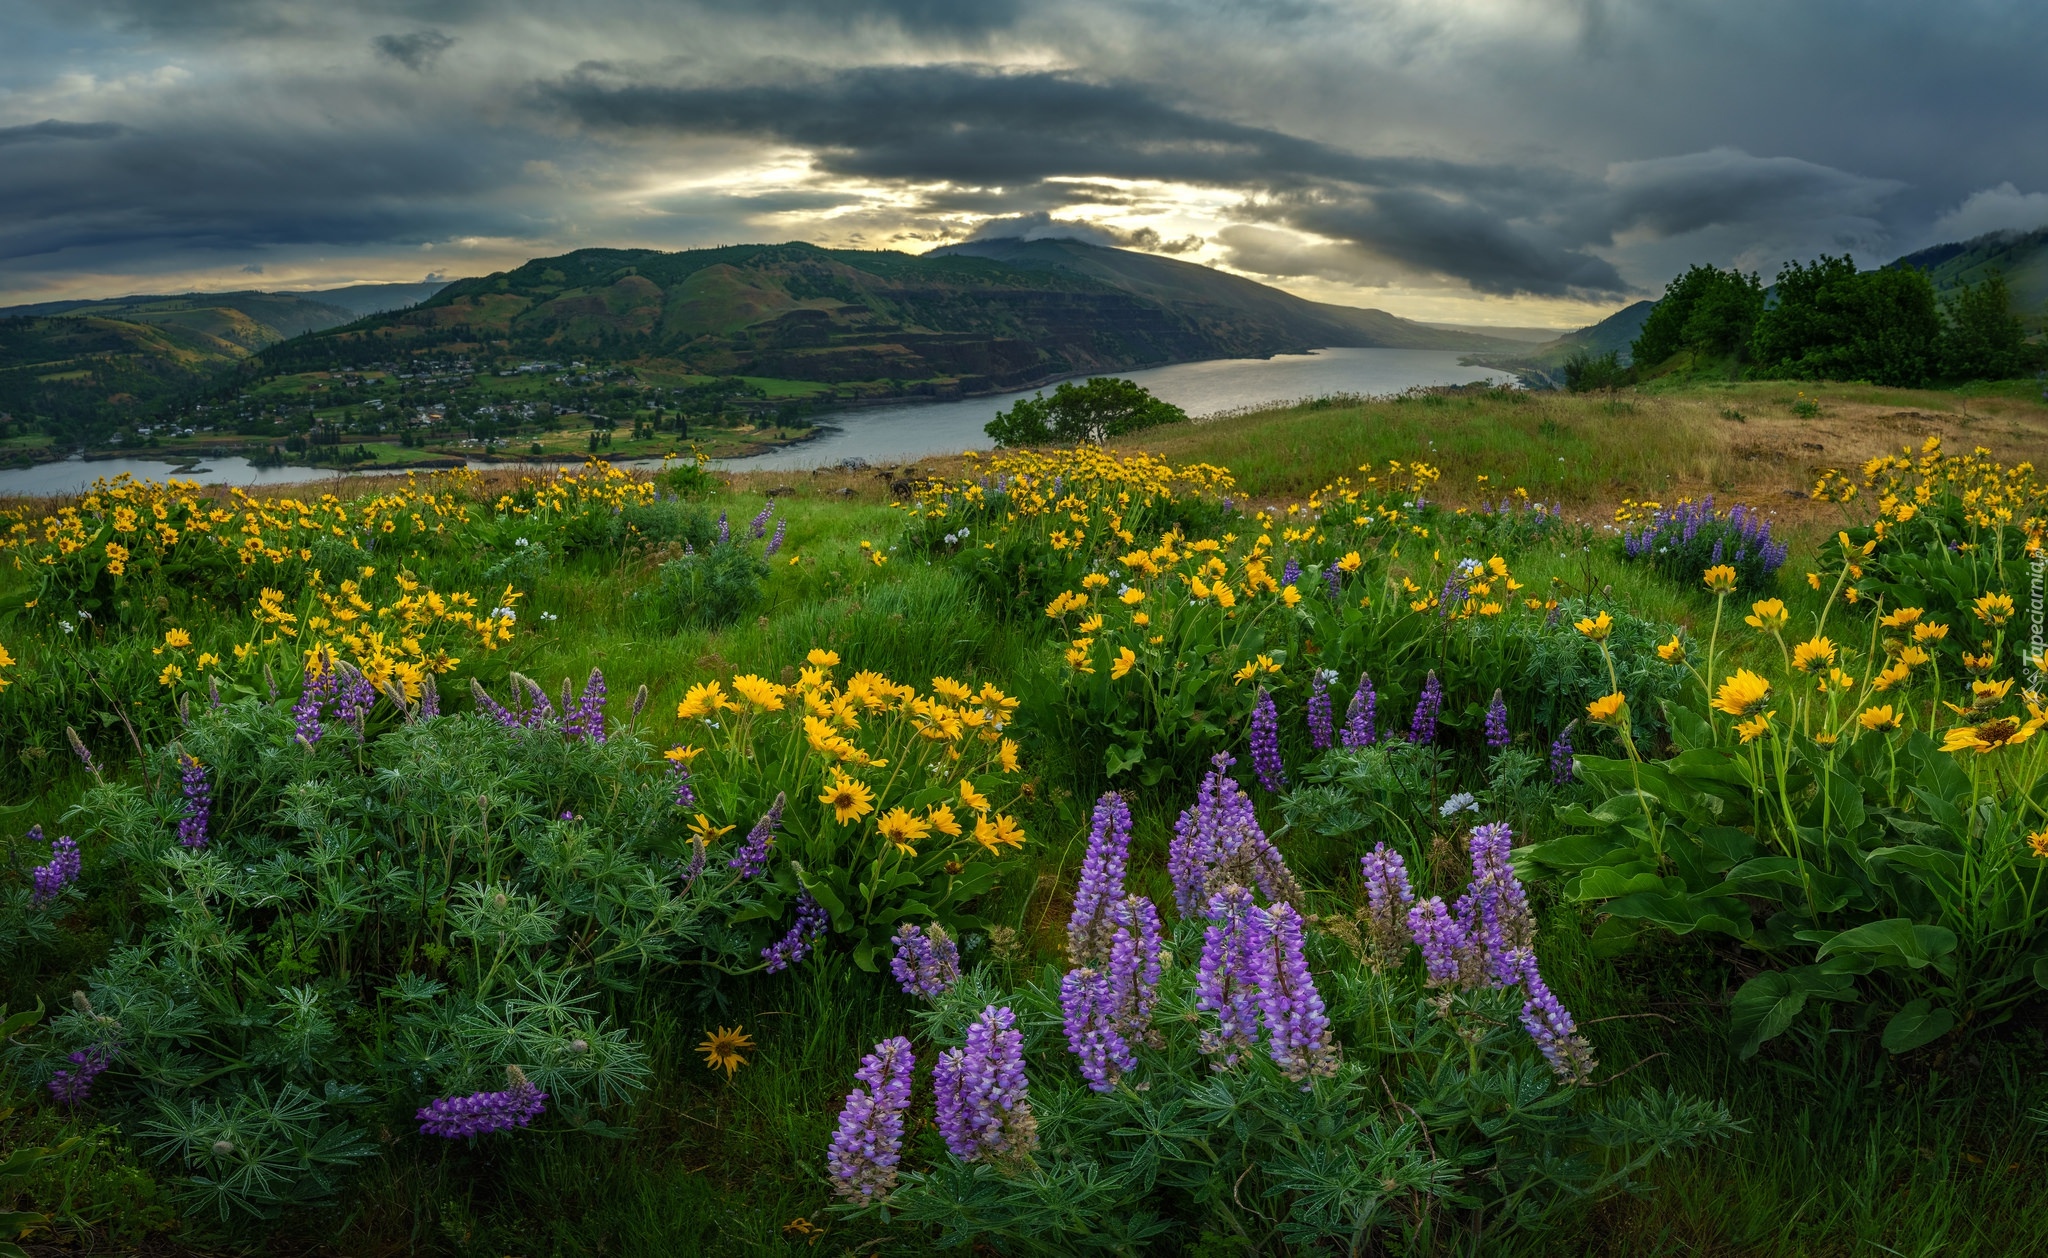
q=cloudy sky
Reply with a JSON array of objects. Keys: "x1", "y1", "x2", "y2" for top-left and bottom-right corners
[{"x1": 4, "y1": 0, "x2": 2045, "y2": 326}]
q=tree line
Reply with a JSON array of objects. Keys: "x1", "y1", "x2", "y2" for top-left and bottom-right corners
[{"x1": 1565, "y1": 257, "x2": 2041, "y2": 391}]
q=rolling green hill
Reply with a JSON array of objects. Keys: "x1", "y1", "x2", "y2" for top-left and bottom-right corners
[
  {"x1": 1461, "y1": 300, "x2": 1655, "y2": 387},
  {"x1": 254, "y1": 240, "x2": 1519, "y2": 390},
  {"x1": 1890, "y1": 227, "x2": 2048, "y2": 329}
]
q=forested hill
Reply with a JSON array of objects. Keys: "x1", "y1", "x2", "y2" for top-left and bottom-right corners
[
  {"x1": 1890, "y1": 226, "x2": 2048, "y2": 328},
  {"x1": 250, "y1": 240, "x2": 1518, "y2": 389}
]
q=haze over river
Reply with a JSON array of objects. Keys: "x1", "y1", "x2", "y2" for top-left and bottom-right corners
[{"x1": 0, "y1": 348, "x2": 1513, "y2": 496}]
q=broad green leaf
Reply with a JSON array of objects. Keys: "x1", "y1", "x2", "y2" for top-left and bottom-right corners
[
  {"x1": 1574, "y1": 868, "x2": 1668, "y2": 899},
  {"x1": 1815, "y1": 918, "x2": 1957, "y2": 970},
  {"x1": 1729, "y1": 966, "x2": 1856, "y2": 1058},
  {"x1": 1104, "y1": 743, "x2": 1145, "y2": 777},
  {"x1": 1881, "y1": 1000, "x2": 1955, "y2": 1053}
]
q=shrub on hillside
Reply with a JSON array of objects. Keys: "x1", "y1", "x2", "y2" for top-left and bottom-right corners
[{"x1": 984, "y1": 377, "x2": 1187, "y2": 447}]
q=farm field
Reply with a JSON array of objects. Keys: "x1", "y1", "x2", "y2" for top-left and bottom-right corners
[{"x1": 4, "y1": 380, "x2": 2048, "y2": 1256}]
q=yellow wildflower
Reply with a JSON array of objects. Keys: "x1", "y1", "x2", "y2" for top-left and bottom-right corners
[
  {"x1": 819, "y1": 774, "x2": 877, "y2": 825},
  {"x1": 1702, "y1": 565, "x2": 1738, "y2": 594},
  {"x1": 1656, "y1": 635, "x2": 1685, "y2": 664},
  {"x1": 1859, "y1": 705, "x2": 1901, "y2": 732},
  {"x1": 1791, "y1": 636, "x2": 1837, "y2": 674},
  {"x1": 1712, "y1": 669, "x2": 1773, "y2": 717},
  {"x1": 1745, "y1": 599, "x2": 1790, "y2": 632},
  {"x1": 1574, "y1": 611, "x2": 1613, "y2": 641},
  {"x1": 1586, "y1": 691, "x2": 1627, "y2": 724},
  {"x1": 1110, "y1": 647, "x2": 1138, "y2": 680}
]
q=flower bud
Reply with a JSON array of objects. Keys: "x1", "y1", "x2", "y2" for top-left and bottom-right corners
[
  {"x1": 569, "y1": 1039, "x2": 589, "y2": 1055},
  {"x1": 212, "y1": 1140, "x2": 235, "y2": 1157}
]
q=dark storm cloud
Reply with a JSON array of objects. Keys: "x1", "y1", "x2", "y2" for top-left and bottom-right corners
[
  {"x1": 0, "y1": 119, "x2": 126, "y2": 146},
  {"x1": 373, "y1": 29, "x2": 456, "y2": 71}
]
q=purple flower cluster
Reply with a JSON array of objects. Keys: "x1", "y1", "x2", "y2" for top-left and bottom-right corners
[
  {"x1": 680, "y1": 836, "x2": 708, "y2": 891},
  {"x1": 1550, "y1": 723, "x2": 1577, "y2": 786},
  {"x1": 1307, "y1": 670, "x2": 1334, "y2": 752},
  {"x1": 934, "y1": 1005, "x2": 1035, "y2": 1164},
  {"x1": 1248, "y1": 902, "x2": 1339, "y2": 1083},
  {"x1": 890, "y1": 922, "x2": 962, "y2": 1001},
  {"x1": 1323, "y1": 564, "x2": 1343, "y2": 602},
  {"x1": 471, "y1": 677, "x2": 520, "y2": 727},
  {"x1": 1067, "y1": 792, "x2": 1131, "y2": 966},
  {"x1": 1167, "y1": 755, "x2": 1302, "y2": 916},
  {"x1": 1484, "y1": 690, "x2": 1511, "y2": 749},
  {"x1": 1194, "y1": 885, "x2": 1261, "y2": 1065},
  {"x1": 563, "y1": 668, "x2": 608, "y2": 743},
  {"x1": 1507, "y1": 949, "x2": 1598, "y2": 1083},
  {"x1": 30, "y1": 827, "x2": 82, "y2": 905},
  {"x1": 47, "y1": 1046, "x2": 111, "y2": 1105},
  {"x1": 1341, "y1": 673, "x2": 1377, "y2": 747},
  {"x1": 417, "y1": 1069, "x2": 548, "y2": 1138},
  {"x1": 1249, "y1": 688, "x2": 1286, "y2": 792},
  {"x1": 1059, "y1": 967, "x2": 1134, "y2": 1092},
  {"x1": 748, "y1": 501, "x2": 775, "y2": 540},
  {"x1": 765, "y1": 518, "x2": 787, "y2": 558},
  {"x1": 1060, "y1": 893, "x2": 1164, "y2": 1090},
  {"x1": 294, "y1": 653, "x2": 340, "y2": 746},
  {"x1": 1408, "y1": 671, "x2": 1442, "y2": 744},
  {"x1": 67, "y1": 726, "x2": 100, "y2": 777},
  {"x1": 331, "y1": 665, "x2": 378, "y2": 734},
  {"x1": 1358, "y1": 842, "x2": 1415, "y2": 962},
  {"x1": 762, "y1": 891, "x2": 829, "y2": 972},
  {"x1": 1406, "y1": 822, "x2": 1538, "y2": 990},
  {"x1": 419, "y1": 673, "x2": 441, "y2": 718},
  {"x1": 828, "y1": 1036, "x2": 916, "y2": 1202},
  {"x1": 176, "y1": 754, "x2": 211, "y2": 849},
  {"x1": 715, "y1": 511, "x2": 731, "y2": 547},
  {"x1": 1281, "y1": 557, "x2": 1301, "y2": 588},
  {"x1": 668, "y1": 758, "x2": 697, "y2": 809},
  {"x1": 1621, "y1": 495, "x2": 1788, "y2": 578},
  {"x1": 729, "y1": 793, "x2": 786, "y2": 879}
]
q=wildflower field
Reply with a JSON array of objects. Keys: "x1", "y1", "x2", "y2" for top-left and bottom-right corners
[{"x1": 6, "y1": 383, "x2": 2048, "y2": 1256}]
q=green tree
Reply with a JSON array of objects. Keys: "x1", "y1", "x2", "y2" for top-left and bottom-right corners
[
  {"x1": 1749, "y1": 255, "x2": 1943, "y2": 387},
  {"x1": 1940, "y1": 269, "x2": 2034, "y2": 381},
  {"x1": 1631, "y1": 264, "x2": 1765, "y2": 366},
  {"x1": 1562, "y1": 349, "x2": 1629, "y2": 392},
  {"x1": 984, "y1": 377, "x2": 1188, "y2": 447}
]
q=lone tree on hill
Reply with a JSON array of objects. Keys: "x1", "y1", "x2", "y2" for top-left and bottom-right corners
[{"x1": 984, "y1": 377, "x2": 1188, "y2": 446}]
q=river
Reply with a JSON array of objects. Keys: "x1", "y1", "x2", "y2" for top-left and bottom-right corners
[{"x1": 0, "y1": 347, "x2": 1513, "y2": 496}]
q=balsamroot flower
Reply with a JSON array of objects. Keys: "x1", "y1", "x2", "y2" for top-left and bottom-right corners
[
  {"x1": 1307, "y1": 670, "x2": 1334, "y2": 751},
  {"x1": 762, "y1": 891, "x2": 828, "y2": 972},
  {"x1": 563, "y1": 668, "x2": 607, "y2": 742},
  {"x1": 1507, "y1": 949, "x2": 1597, "y2": 1084},
  {"x1": 1358, "y1": 843, "x2": 1414, "y2": 963},
  {"x1": 1484, "y1": 690, "x2": 1511, "y2": 749},
  {"x1": 1068, "y1": 792, "x2": 1132, "y2": 966},
  {"x1": 828, "y1": 1036, "x2": 915, "y2": 1202},
  {"x1": 934, "y1": 1005, "x2": 1035, "y2": 1164},
  {"x1": 729, "y1": 793, "x2": 786, "y2": 879},
  {"x1": 176, "y1": 754, "x2": 211, "y2": 849},
  {"x1": 1408, "y1": 671, "x2": 1442, "y2": 744},
  {"x1": 47, "y1": 1046, "x2": 112, "y2": 1106},
  {"x1": 1249, "y1": 688, "x2": 1286, "y2": 792},
  {"x1": 1195, "y1": 884, "x2": 1261, "y2": 1066},
  {"x1": 1247, "y1": 903, "x2": 1338, "y2": 1083},
  {"x1": 890, "y1": 922, "x2": 962, "y2": 1001},
  {"x1": 30, "y1": 827, "x2": 82, "y2": 905},
  {"x1": 1341, "y1": 672, "x2": 1377, "y2": 747},
  {"x1": 417, "y1": 1066, "x2": 548, "y2": 1138}
]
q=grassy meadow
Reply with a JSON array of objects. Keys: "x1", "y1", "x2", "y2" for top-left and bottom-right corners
[{"x1": 4, "y1": 378, "x2": 2048, "y2": 1256}]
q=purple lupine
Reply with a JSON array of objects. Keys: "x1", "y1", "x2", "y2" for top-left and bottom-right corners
[
  {"x1": 680, "y1": 836, "x2": 708, "y2": 891},
  {"x1": 668, "y1": 762, "x2": 697, "y2": 809},
  {"x1": 1247, "y1": 903, "x2": 1338, "y2": 1083},
  {"x1": 295, "y1": 655, "x2": 339, "y2": 746},
  {"x1": 748, "y1": 501, "x2": 774, "y2": 540},
  {"x1": 1408, "y1": 897, "x2": 1481, "y2": 989},
  {"x1": 332, "y1": 666, "x2": 377, "y2": 735},
  {"x1": 175, "y1": 754, "x2": 211, "y2": 849},
  {"x1": 1167, "y1": 754, "x2": 1303, "y2": 915},
  {"x1": 30, "y1": 828, "x2": 82, "y2": 905},
  {"x1": 47, "y1": 1046, "x2": 111, "y2": 1106},
  {"x1": 890, "y1": 922, "x2": 962, "y2": 1001},
  {"x1": 1341, "y1": 673, "x2": 1377, "y2": 748},
  {"x1": 1484, "y1": 690, "x2": 1511, "y2": 749},
  {"x1": 67, "y1": 726, "x2": 100, "y2": 777},
  {"x1": 1459, "y1": 822, "x2": 1537, "y2": 983},
  {"x1": 933, "y1": 1005, "x2": 1034, "y2": 1163},
  {"x1": 417, "y1": 1068, "x2": 549, "y2": 1137},
  {"x1": 765, "y1": 518, "x2": 787, "y2": 558},
  {"x1": 1067, "y1": 792, "x2": 1132, "y2": 966},
  {"x1": 1358, "y1": 843, "x2": 1414, "y2": 962},
  {"x1": 729, "y1": 793, "x2": 786, "y2": 879},
  {"x1": 1550, "y1": 722, "x2": 1577, "y2": 786},
  {"x1": 715, "y1": 511, "x2": 731, "y2": 547},
  {"x1": 1408, "y1": 671, "x2": 1442, "y2": 744},
  {"x1": 471, "y1": 678, "x2": 521, "y2": 728},
  {"x1": 1307, "y1": 670, "x2": 1334, "y2": 752},
  {"x1": 1508, "y1": 949, "x2": 1597, "y2": 1083},
  {"x1": 564, "y1": 668, "x2": 607, "y2": 743},
  {"x1": 1195, "y1": 884, "x2": 1261, "y2": 1066},
  {"x1": 1060, "y1": 967, "x2": 1134, "y2": 1092},
  {"x1": 827, "y1": 1036, "x2": 916, "y2": 1202},
  {"x1": 1104, "y1": 895, "x2": 1164, "y2": 1043},
  {"x1": 1249, "y1": 688, "x2": 1286, "y2": 792},
  {"x1": 1323, "y1": 564, "x2": 1343, "y2": 602},
  {"x1": 762, "y1": 890, "x2": 827, "y2": 972},
  {"x1": 517, "y1": 674, "x2": 556, "y2": 729},
  {"x1": 419, "y1": 673, "x2": 440, "y2": 718},
  {"x1": 1281, "y1": 558, "x2": 1301, "y2": 588}
]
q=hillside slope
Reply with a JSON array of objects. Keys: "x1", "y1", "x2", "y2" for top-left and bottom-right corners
[
  {"x1": 1890, "y1": 227, "x2": 2048, "y2": 328},
  {"x1": 258, "y1": 240, "x2": 1517, "y2": 390},
  {"x1": 1461, "y1": 300, "x2": 1655, "y2": 387}
]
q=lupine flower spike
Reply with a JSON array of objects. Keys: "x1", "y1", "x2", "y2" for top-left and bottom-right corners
[
  {"x1": 1068, "y1": 792, "x2": 1132, "y2": 965},
  {"x1": 730, "y1": 793, "x2": 785, "y2": 879},
  {"x1": 1248, "y1": 903, "x2": 1339, "y2": 1083},
  {"x1": 30, "y1": 827, "x2": 82, "y2": 905},
  {"x1": 417, "y1": 1066, "x2": 548, "y2": 1138},
  {"x1": 1409, "y1": 671, "x2": 1442, "y2": 744},
  {"x1": 1307, "y1": 670, "x2": 1334, "y2": 751},
  {"x1": 890, "y1": 922, "x2": 961, "y2": 1000},
  {"x1": 1358, "y1": 843, "x2": 1415, "y2": 963},
  {"x1": 1484, "y1": 690, "x2": 1511, "y2": 749},
  {"x1": 827, "y1": 1036, "x2": 916, "y2": 1202},
  {"x1": 762, "y1": 890, "x2": 828, "y2": 972},
  {"x1": 1194, "y1": 884, "x2": 1261, "y2": 1066},
  {"x1": 1249, "y1": 688, "x2": 1286, "y2": 792},
  {"x1": 1341, "y1": 673, "x2": 1377, "y2": 747},
  {"x1": 176, "y1": 754, "x2": 211, "y2": 849},
  {"x1": 933, "y1": 1005, "x2": 1035, "y2": 1164}
]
